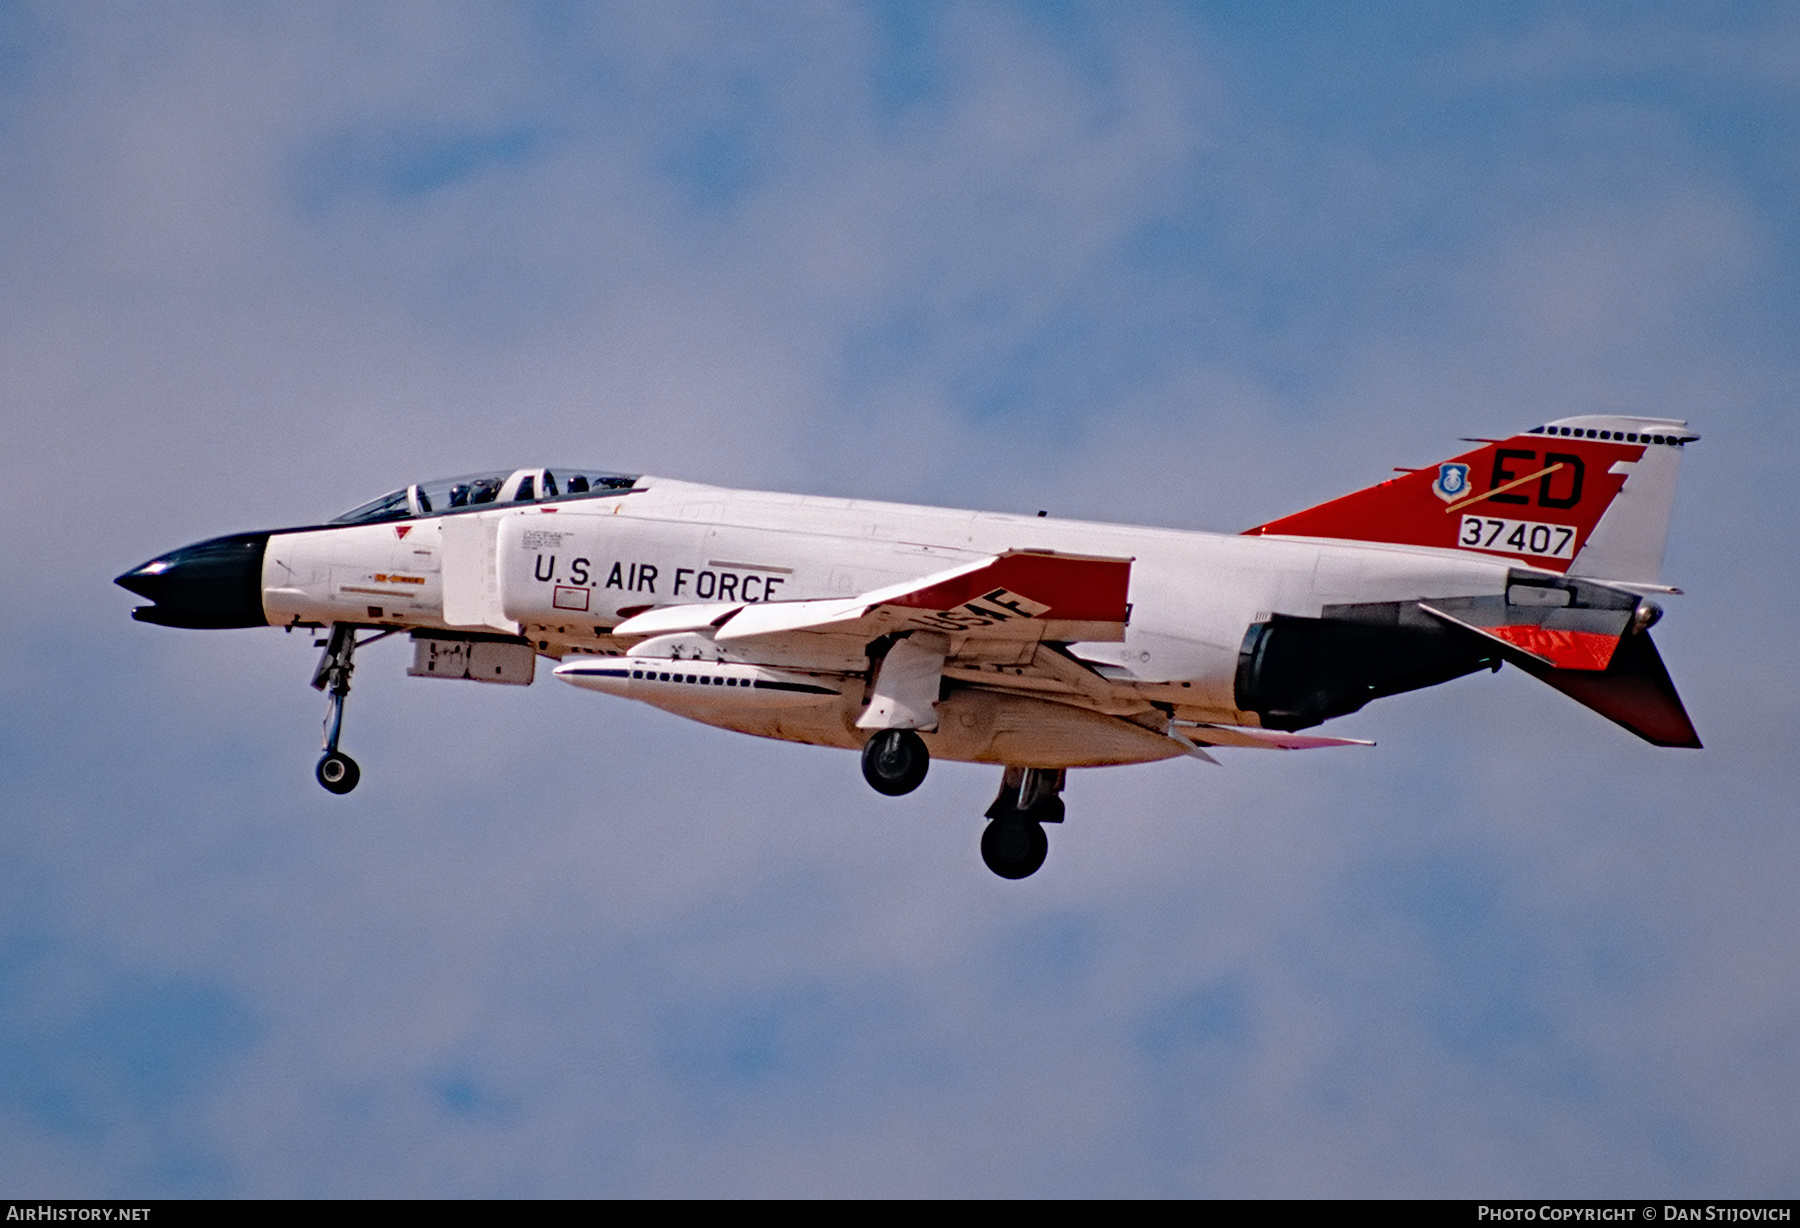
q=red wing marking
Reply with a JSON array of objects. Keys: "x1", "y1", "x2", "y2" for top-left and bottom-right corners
[{"x1": 880, "y1": 551, "x2": 1131, "y2": 624}]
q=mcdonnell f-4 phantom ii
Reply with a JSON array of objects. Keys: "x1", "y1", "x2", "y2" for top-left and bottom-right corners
[{"x1": 117, "y1": 415, "x2": 1700, "y2": 879}]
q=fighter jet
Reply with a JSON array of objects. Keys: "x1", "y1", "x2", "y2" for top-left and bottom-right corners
[{"x1": 117, "y1": 415, "x2": 1700, "y2": 879}]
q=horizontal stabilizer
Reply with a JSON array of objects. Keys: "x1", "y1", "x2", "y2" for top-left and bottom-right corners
[
  {"x1": 1419, "y1": 579, "x2": 1639, "y2": 673},
  {"x1": 1513, "y1": 630, "x2": 1701, "y2": 748},
  {"x1": 1478, "y1": 624, "x2": 1620, "y2": 671}
]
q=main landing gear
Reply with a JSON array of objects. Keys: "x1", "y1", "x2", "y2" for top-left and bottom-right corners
[
  {"x1": 309, "y1": 623, "x2": 397, "y2": 794},
  {"x1": 861, "y1": 728, "x2": 930, "y2": 795},
  {"x1": 981, "y1": 767, "x2": 1063, "y2": 880},
  {"x1": 858, "y1": 731, "x2": 1066, "y2": 880}
]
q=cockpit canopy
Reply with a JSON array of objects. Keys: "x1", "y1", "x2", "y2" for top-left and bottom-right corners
[{"x1": 330, "y1": 468, "x2": 641, "y2": 525}]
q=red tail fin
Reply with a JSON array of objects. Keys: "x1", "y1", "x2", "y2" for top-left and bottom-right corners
[{"x1": 1244, "y1": 416, "x2": 1697, "y2": 579}]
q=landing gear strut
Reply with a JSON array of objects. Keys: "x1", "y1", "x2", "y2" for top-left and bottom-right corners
[
  {"x1": 981, "y1": 767, "x2": 1064, "y2": 879},
  {"x1": 310, "y1": 623, "x2": 394, "y2": 794},
  {"x1": 862, "y1": 728, "x2": 930, "y2": 796}
]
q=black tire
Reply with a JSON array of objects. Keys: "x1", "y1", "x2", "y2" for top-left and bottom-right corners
[
  {"x1": 316, "y1": 751, "x2": 361, "y2": 795},
  {"x1": 861, "y1": 729, "x2": 930, "y2": 796},
  {"x1": 981, "y1": 817, "x2": 1048, "y2": 879}
]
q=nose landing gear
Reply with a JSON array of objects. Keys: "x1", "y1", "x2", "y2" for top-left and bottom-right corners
[
  {"x1": 308, "y1": 624, "x2": 397, "y2": 794},
  {"x1": 312, "y1": 624, "x2": 360, "y2": 794},
  {"x1": 980, "y1": 767, "x2": 1064, "y2": 879}
]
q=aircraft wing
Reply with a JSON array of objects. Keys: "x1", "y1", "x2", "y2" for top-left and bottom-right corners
[{"x1": 612, "y1": 550, "x2": 1133, "y2": 649}]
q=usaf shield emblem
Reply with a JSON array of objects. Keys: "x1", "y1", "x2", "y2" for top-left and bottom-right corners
[{"x1": 1432, "y1": 462, "x2": 1471, "y2": 503}]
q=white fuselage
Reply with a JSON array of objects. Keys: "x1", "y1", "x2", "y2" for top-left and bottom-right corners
[{"x1": 260, "y1": 477, "x2": 1518, "y2": 767}]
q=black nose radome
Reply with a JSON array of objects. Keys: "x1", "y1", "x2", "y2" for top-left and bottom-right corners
[{"x1": 116, "y1": 532, "x2": 271, "y2": 629}]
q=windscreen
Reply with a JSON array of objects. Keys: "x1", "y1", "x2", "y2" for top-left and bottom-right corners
[{"x1": 329, "y1": 469, "x2": 640, "y2": 524}]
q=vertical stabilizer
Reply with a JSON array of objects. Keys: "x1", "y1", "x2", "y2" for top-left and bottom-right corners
[
  {"x1": 1560, "y1": 417, "x2": 1693, "y2": 583},
  {"x1": 1245, "y1": 416, "x2": 1696, "y2": 582}
]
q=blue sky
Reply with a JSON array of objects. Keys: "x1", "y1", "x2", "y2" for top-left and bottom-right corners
[{"x1": 2, "y1": 0, "x2": 1797, "y2": 1196}]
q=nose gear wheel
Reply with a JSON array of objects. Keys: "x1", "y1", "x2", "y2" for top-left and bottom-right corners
[{"x1": 316, "y1": 751, "x2": 360, "y2": 794}]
